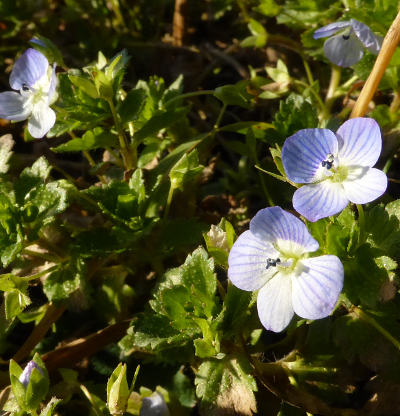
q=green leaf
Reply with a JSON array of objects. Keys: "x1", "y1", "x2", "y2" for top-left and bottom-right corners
[
  {"x1": 14, "y1": 156, "x2": 51, "y2": 206},
  {"x1": 133, "y1": 107, "x2": 188, "y2": 145},
  {"x1": 172, "y1": 370, "x2": 196, "y2": 408},
  {"x1": 118, "y1": 88, "x2": 147, "y2": 124},
  {"x1": 39, "y1": 397, "x2": 62, "y2": 416},
  {"x1": 107, "y1": 363, "x2": 130, "y2": 416},
  {"x1": 216, "y1": 284, "x2": 254, "y2": 339},
  {"x1": 265, "y1": 59, "x2": 290, "y2": 84},
  {"x1": 254, "y1": 0, "x2": 281, "y2": 16},
  {"x1": 241, "y1": 18, "x2": 268, "y2": 48},
  {"x1": 169, "y1": 149, "x2": 203, "y2": 190},
  {"x1": 195, "y1": 355, "x2": 257, "y2": 412},
  {"x1": 69, "y1": 75, "x2": 99, "y2": 99},
  {"x1": 272, "y1": 94, "x2": 318, "y2": 145},
  {"x1": 5, "y1": 289, "x2": 31, "y2": 320},
  {"x1": 214, "y1": 82, "x2": 253, "y2": 108},
  {"x1": 52, "y1": 127, "x2": 118, "y2": 153},
  {"x1": 43, "y1": 258, "x2": 87, "y2": 303}
]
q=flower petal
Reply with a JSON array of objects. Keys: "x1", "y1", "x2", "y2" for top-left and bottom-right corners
[
  {"x1": 282, "y1": 128, "x2": 338, "y2": 183},
  {"x1": 228, "y1": 230, "x2": 278, "y2": 291},
  {"x1": 0, "y1": 91, "x2": 32, "y2": 121},
  {"x1": 140, "y1": 393, "x2": 170, "y2": 416},
  {"x1": 343, "y1": 167, "x2": 387, "y2": 204},
  {"x1": 313, "y1": 21, "x2": 351, "y2": 39},
  {"x1": 28, "y1": 102, "x2": 56, "y2": 138},
  {"x1": 10, "y1": 48, "x2": 49, "y2": 90},
  {"x1": 48, "y1": 65, "x2": 58, "y2": 104},
  {"x1": 250, "y1": 206, "x2": 319, "y2": 253},
  {"x1": 323, "y1": 34, "x2": 364, "y2": 67},
  {"x1": 291, "y1": 255, "x2": 343, "y2": 320},
  {"x1": 293, "y1": 182, "x2": 349, "y2": 222},
  {"x1": 257, "y1": 273, "x2": 294, "y2": 332},
  {"x1": 336, "y1": 117, "x2": 382, "y2": 167},
  {"x1": 350, "y1": 19, "x2": 382, "y2": 54}
]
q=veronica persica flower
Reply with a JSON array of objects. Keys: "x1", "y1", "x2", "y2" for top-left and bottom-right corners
[
  {"x1": 140, "y1": 393, "x2": 170, "y2": 416},
  {"x1": 282, "y1": 118, "x2": 387, "y2": 222},
  {"x1": 313, "y1": 19, "x2": 382, "y2": 67},
  {"x1": 228, "y1": 206, "x2": 343, "y2": 332},
  {"x1": 0, "y1": 48, "x2": 57, "y2": 138},
  {"x1": 19, "y1": 360, "x2": 44, "y2": 387}
]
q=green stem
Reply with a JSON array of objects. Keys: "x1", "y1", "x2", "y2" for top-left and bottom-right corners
[
  {"x1": 325, "y1": 65, "x2": 341, "y2": 114},
  {"x1": 390, "y1": 89, "x2": 400, "y2": 113},
  {"x1": 22, "y1": 265, "x2": 60, "y2": 281},
  {"x1": 214, "y1": 103, "x2": 227, "y2": 129},
  {"x1": 293, "y1": 80, "x2": 328, "y2": 120},
  {"x1": 302, "y1": 58, "x2": 314, "y2": 86},
  {"x1": 353, "y1": 306, "x2": 400, "y2": 352},
  {"x1": 356, "y1": 204, "x2": 366, "y2": 247},
  {"x1": 22, "y1": 248, "x2": 63, "y2": 263},
  {"x1": 163, "y1": 185, "x2": 175, "y2": 220},
  {"x1": 108, "y1": 99, "x2": 134, "y2": 171},
  {"x1": 163, "y1": 90, "x2": 214, "y2": 107}
]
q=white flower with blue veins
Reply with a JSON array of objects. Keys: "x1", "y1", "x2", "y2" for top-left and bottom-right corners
[
  {"x1": 313, "y1": 19, "x2": 382, "y2": 67},
  {"x1": 0, "y1": 48, "x2": 57, "y2": 138},
  {"x1": 281, "y1": 117, "x2": 388, "y2": 222},
  {"x1": 228, "y1": 206, "x2": 344, "y2": 332}
]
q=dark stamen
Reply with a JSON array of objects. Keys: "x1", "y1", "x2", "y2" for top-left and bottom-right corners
[
  {"x1": 22, "y1": 83, "x2": 30, "y2": 92},
  {"x1": 342, "y1": 34, "x2": 350, "y2": 40},
  {"x1": 322, "y1": 154, "x2": 334, "y2": 170},
  {"x1": 266, "y1": 258, "x2": 281, "y2": 269}
]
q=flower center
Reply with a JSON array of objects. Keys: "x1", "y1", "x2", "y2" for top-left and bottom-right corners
[
  {"x1": 321, "y1": 153, "x2": 334, "y2": 170},
  {"x1": 265, "y1": 257, "x2": 281, "y2": 269}
]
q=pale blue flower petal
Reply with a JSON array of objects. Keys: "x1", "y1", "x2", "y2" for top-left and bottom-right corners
[
  {"x1": 249, "y1": 206, "x2": 319, "y2": 252},
  {"x1": 351, "y1": 18, "x2": 382, "y2": 54},
  {"x1": 10, "y1": 49, "x2": 48, "y2": 90},
  {"x1": 343, "y1": 167, "x2": 387, "y2": 204},
  {"x1": 19, "y1": 361, "x2": 43, "y2": 387},
  {"x1": 293, "y1": 182, "x2": 349, "y2": 222},
  {"x1": 0, "y1": 91, "x2": 31, "y2": 121},
  {"x1": 257, "y1": 273, "x2": 294, "y2": 332},
  {"x1": 282, "y1": 128, "x2": 338, "y2": 183},
  {"x1": 228, "y1": 230, "x2": 278, "y2": 291},
  {"x1": 336, "y1": 117, "x2": 382, "y2": 167},
  {"x1": 140, "y1": 393, "x2": 170, "y2": 416},
  {"x1": 291, "y1": 255, "x2": 343, "y2": 320},
  {"x1": 323, "y1": 34, "x2": 364, "y2": 67},
  {"x1": 48, "y1": 65, "x2": 58, "y2": 104},
  {"x1": 28, "y1": 103, "x2": 56, "y2": 138},
  {"x1": 313, "y1": 21, "x2": 351, "y2": 39}
]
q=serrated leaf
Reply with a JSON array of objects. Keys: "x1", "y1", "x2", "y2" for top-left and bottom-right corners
[
  {"x1": 39, "y1": 397, "x2": 62, "y2": 416},
  {"x1": 195, "y1": 355, "x2": 257, "y2": 414},
  {"x1": 43, "y1": 258, "x2": 87, "y2": 302},
  {"x1": 241, "y1": 19, "x2": 268, "y2": 48}
]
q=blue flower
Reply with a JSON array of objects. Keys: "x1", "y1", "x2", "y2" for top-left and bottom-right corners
[
  {"x1": 228, "y1": 206, "x2": 343, "y2": 332},
  {"x1": 140, "y1": 393, "x2": 170, "y2": 416},
  {"x1": 18, "y1": 360, "x2": 44, "y2": 387},
  {"x1": 313, "y1": 19, "x2": 382, "y2": 67},
  {"x1": 281, "y1": 118, "x2": 387, "y2": 222},
  {"x1": 0, "y1": 48, "x2": 57, "y2": 138}
]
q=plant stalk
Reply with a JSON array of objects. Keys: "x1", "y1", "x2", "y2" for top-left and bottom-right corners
[{"x1": 351, "y1": 9, "x2": 400, "y2": 118}]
